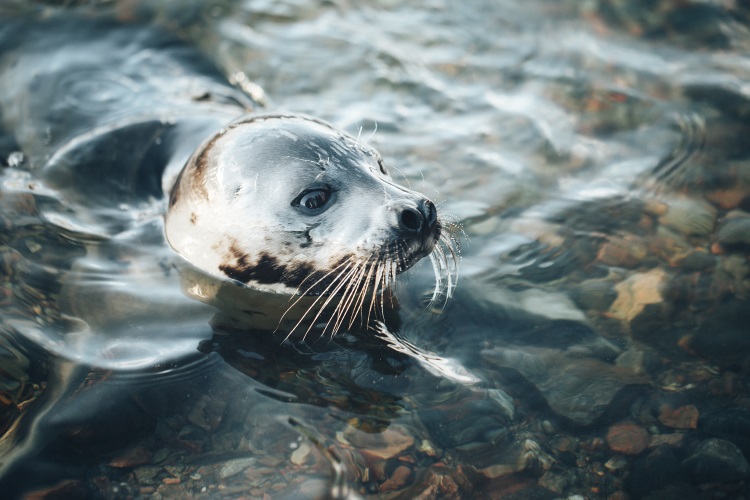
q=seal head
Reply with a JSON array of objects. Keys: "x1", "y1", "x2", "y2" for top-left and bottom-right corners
[{"x1": 166, "y1": 114, "x2": 445, "y2": 312}]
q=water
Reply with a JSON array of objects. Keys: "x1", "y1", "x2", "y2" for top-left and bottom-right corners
[{"x1": 1, "y1": 0, "x2": 750, "y2": 498}]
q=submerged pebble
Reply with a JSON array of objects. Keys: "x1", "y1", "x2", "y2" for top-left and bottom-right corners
[
  {"x1": 658, "y1": 403, "x2": 698, "y2": 429},
  {"x1": 716, "y1": 210, "x2": 750, "y2": 249},
  {"x1": 571, "y1": 278, "x2": 618, "y2": 311},
  {"x1": 607, "y1": 268, "x2": 667, "y2": 325},
  {"x1": 606, "y1": 422, "x2": 649, "y2": 455},
  {"x1": 659, "y1": 197, "x2": 717, "y2": 236}
]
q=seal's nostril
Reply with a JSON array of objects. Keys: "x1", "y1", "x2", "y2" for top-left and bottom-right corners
[
  {"x1": 400, "y1": 207, "x2": 423, "y2": 233},
  {"x1": 422, "y1": 199, "x2": 437, "y2": 229}
]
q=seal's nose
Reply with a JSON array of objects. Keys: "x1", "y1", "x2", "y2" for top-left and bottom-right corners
[{"x1": 399, "y1": 199, "x2": 437, "y2": 235}]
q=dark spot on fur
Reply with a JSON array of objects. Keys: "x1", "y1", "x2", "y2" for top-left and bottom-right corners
[
  {"x1": 169, "y1": 173, "x2": 182, "y2": 208},
  {"x1": 219, "y1": 246, "x2": 352, "y2": 294},
  {"x1": 194, "y1": 147, "x2": 210, "y2": 176},
  {"x1": 190, "y1": 212, "x2": 197, "y2": 224},
  {"x1": 191, "y1": 130, "x2": 224, "y2": 182},
  {"x1": 220, "y1": 253, "x2": 283, "y2": 285}
]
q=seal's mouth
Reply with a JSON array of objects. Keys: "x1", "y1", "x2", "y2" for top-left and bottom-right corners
[{"x1": 393, "y1": 221, "x2": 442, "y2": 274}]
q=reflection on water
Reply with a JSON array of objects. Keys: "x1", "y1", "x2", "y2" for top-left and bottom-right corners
[{"x1": 1, "y1": 0, "x2": 750, "y2": 498}]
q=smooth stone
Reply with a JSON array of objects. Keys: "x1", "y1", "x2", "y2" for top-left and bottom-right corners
[
  {"x1": 672, "y1": 250, "x2": 715, "y2": 271},
  {"x1": 681, "y1": 438, "x2": 750, "y2": 484},
  {"x1": 482, "y1": 346, "x2": 644, "y2": 426},
  {"x1": 218, "y1": 457, "x2": 257, "y2": 479},
  {"x1": 570, "y1": 278, "x2": 618, "y2": 312},
  {"x1": 717, "y1": 211, "x2": 750, "y2": 248},
  {"x1": 659, "y1": 197, "x2": 717, "y2": 236}
]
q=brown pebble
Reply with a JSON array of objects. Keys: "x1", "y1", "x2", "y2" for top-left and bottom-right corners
[
  {"x1": 658, "y1": 404, "x2": 698, "y2": 429},
  {"x1": 606, "y1": 423, "x2": 649, "y2": 455},
  {"x1": 163, "y1": 477, "x2": 180, "y2": 485},
  {"x1": 380, "y1": 465, "x2": 412, "y2": 492},
  {"x1": 608, "y1": 268, "x2": 667, "y2": 323}
]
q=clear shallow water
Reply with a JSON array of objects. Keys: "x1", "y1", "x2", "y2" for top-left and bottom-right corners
[{"x1": 1, "y1": 0, "x2": 750, "y2": 498}]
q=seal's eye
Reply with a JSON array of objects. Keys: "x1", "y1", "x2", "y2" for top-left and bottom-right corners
[{"x1": 293, "y1": 188, "x2": 332, "y2": 214}]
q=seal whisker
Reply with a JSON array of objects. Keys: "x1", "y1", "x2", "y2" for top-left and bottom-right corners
[
  {"x1": 290, "y1": 258, "x2": 350, "y2": 297},
  {"x1": 349, "y1": 260, "x2": 378, "y2": 330},
  {"x1": 324, "y1": 264, "x2": 361, "y2": 338},
  {"x1": 427, "y1": 253, "x2": 443, "y2": 305},
  {"x1": 437, "y1": 245, "x2": 454, "y2": 310},
  {"x1": 330, "y1": 258, "x2": 370, "y2": 337},
  {"x1": 376, "y1": 256, "x2": 391, "y2": 318},
  {"x1": 363, "y1": 257, "x2": 385, "y2": 322},
  {"x1": 366, "y1": 122, "x2": 378, "y2": 144},
  {"x1": 390, "y1": 258, "x2": 398, "y2": 302},
  {"x1": 321, "y1": 272, "x2": 362, "y2": 339},
  {"x1": 437, "y1": 232, "x2": 460, "y2": 304},
  {"x1": 386, "y1": 164, "x2": 412, "y2": 189},
  {"x1": 314, "y1": 272, "x2": 358, "y2": 340},
  {"x1": 276, "y1": 259, "x2": 352, "y2": 334},
  {"x1": 436, "y1": 239, "x2": 455, "y2": 294},
  {"x1": 281, "y1": 260, "x2": 357, "y2": 342},
  {"x1": 394, "y1": 240, "x2": 409, "y2": 273},
  {"x1": 295, "y1": 260, "x2": 362, "y2": 342},
  {"x1": 310, "y1": 276, "x2": 357, "y2": 341},
  {"x1": 378, "y1": 256, "x2": 395, "y2": 315},
  {"x1": 366, "y1": 259, "x2": 385, "y2": 328},
  {"x1": 373, "y1": 256, "x2": 388, "y2": 321},
  {"x1": 322, "y1": 256, "x2": 369, "y2": 337},
  {"x1": 440, "y1": 217, "x2": 469, "y2": 245}
]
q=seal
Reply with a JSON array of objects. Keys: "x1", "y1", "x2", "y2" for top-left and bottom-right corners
[
  {"x1": 166, "y1": 113, "x2": 458, "y2": 336},
  {"x1": 0, "y1": 15, "x2": 462, "y2": 498},
  {"x1": 0, "y1": 16, "x2": 459, "y2": 339}
]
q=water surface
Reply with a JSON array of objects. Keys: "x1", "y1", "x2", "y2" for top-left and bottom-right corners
[{"x1": 1, "y1": 0, "x2": 750, "y2": 498}]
